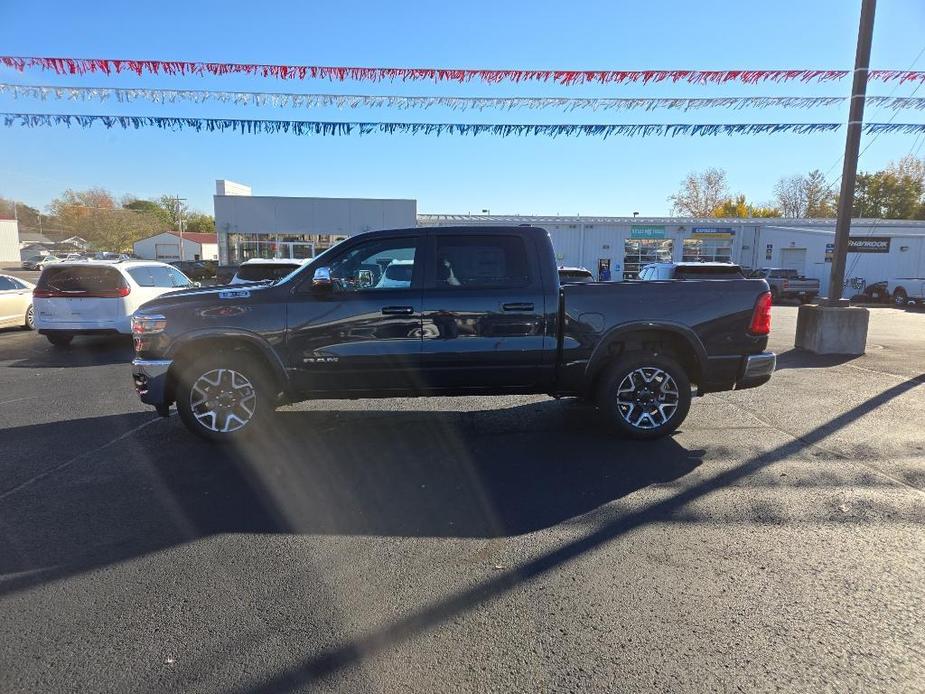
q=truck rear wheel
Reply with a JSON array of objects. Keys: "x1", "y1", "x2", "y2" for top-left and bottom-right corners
[
  {"x1": 597, "y1": 352, "x2": 692, "y2": 440},
  {"x1": 175, "y1": 352, "x2": 275, "y2": 443}
]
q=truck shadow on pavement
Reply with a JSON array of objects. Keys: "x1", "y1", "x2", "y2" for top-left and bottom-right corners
[
  {"x1": 0, "y1": 400, "x2": 702, "y2": 597},
  {"x1": 1, "y1": 335, "x2": 135, "y2": 367}
]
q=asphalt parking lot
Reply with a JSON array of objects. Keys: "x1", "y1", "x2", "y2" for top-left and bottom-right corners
[{"x1": 0, "y1": 305, "x2": 923, "y2": 693}]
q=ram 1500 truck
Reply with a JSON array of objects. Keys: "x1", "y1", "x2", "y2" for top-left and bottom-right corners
[{"x1": 131, "y1": 226, "x2": 775, "y2": 442}]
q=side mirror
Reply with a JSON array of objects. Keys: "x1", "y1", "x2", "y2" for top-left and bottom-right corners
[{"x1": 312, "y1": 267, "x2": 333, "y2": 290}]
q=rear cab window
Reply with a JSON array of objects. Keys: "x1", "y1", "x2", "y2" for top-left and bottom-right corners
[
  {"x1": 435, "y1": 235, "x2": 531, "y2": 288},
  {"x1": 36, "y1": 265, "x2": 128, "y2": 297},
  {"x1": 674, "y1": 265, "x2": 744, "y2": 280}
]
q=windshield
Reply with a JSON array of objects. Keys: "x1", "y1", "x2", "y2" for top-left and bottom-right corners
[{"x1": 235, "y1": 263, "x2": 302, "y2": 282}]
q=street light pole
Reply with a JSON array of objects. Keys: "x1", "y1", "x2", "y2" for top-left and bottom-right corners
[
  {"x1": 174, "y1": 195, "x2": 187, "y2": 261},
  {"x1": 827, "y1": 0, "x2": 876, "y2": 306}
]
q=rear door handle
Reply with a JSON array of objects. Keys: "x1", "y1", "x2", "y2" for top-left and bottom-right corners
[
  {"x1": 502, "y1": 302, "x2": 534, "y2": 312},
  {"x1": 381, "y1": 306, "x2": 415, "y2": 315}
]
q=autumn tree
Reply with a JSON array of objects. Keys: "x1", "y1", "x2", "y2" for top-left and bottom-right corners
[
  {"x1": 668, "y1": 168, "x2": 730, "y2": 216},
  {"x1": 48, "y1": 188, "x2": 164, "y2": 252},
  {"x1": 711, "y1": 194, "x2": 781, "y2": 218},
  {"x1": 773, "y1": 170, "x2": 835, "y2": 217}
]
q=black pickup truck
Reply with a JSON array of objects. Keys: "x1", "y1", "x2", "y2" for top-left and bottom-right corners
[{"x1": 131, "y1": 226, "x2": 775, "y2": 442}]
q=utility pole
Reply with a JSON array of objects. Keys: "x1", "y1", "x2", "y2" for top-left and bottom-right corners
[
  {"x1": 827, "y1": 0, "x2": 876, "y2": 305},
  {"x1": 173, "y1": 195, "x2": 187, "y2": 261}
]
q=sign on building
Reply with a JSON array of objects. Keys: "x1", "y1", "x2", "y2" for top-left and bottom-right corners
[
  {"x1": 847, "y1": 237, "x2": 890, "y2": 253},
  {"x1": 630, "y1": 225, "x2": 666, "y2": 239},
  {"x1": 691, "y1": 227, "x2": 735, "y2": 239}
]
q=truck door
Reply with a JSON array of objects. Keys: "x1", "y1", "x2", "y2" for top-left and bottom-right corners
[
  {"x1": 420, "y1": 232, "x2": 547, "y2": 389},
  {"x1": 286, "y1": 235, "x2": 424, "y2": 393}
]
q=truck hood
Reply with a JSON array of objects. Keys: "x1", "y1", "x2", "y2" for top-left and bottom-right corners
[{"x1": 135, "y1": 283, "x2": 272, "y2": 314}]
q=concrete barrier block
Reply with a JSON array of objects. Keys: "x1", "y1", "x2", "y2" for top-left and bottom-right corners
[{"x1": 795, "y1": 305, "x2": 870, "y2": 355}]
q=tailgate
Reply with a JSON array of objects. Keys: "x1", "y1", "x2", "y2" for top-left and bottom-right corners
[{"x1": 36, "y1": 296, "x2": 122, "y2": 323}]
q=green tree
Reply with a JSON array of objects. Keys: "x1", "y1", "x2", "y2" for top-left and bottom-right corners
[
  {"x1": 849, "y1": 155, "x2": 925, "y2": 219},
  {"x1": 184, "y1": 212, "x2": 215, "y2": 234},
  {"x1": 773, "y1": 169, "x2": 835, "y2": 217},
  {"x1": 122, "y1": 197, "x2": 173, "y2": 227}
]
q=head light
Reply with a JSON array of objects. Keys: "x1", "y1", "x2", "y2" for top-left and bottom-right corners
[{"x1": 132, "y1": 314, "x2": 167, "y2": 335}]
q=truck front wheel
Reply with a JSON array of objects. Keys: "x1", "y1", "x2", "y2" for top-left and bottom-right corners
[
  {"x1": 175, "y1": 352, "x2": 275, "y2": 443},
  {"x1": 597, "y1": 353, "x2": 692, "y2": 440}
]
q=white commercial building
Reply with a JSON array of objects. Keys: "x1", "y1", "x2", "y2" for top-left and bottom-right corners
[
  {"x1": 0, "y1": 219, "x2": 19, "y2": 263},
  {"x1": 421, "y1": 215, "x2": 925, "y2": 298},
  {"x1": 213, "y1": 180, "x2": 417, "y2": 265},
  {"x1": 133, "y1": 231, "x2": 219, "y2": 261},
  {"x1": 210, "y1": 180, "x2": 924, "y2": 298}
]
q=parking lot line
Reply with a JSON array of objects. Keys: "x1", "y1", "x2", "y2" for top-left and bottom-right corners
[{"x1": 0, "y1": 415, "x2": 164, "y2": 501}]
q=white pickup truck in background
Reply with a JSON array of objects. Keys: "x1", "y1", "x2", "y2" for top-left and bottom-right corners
[{"x1": 885, "y1": 277, "x2": 925, "y2": 306}]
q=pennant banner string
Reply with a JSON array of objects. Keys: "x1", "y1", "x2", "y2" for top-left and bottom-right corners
[
  {"x1": 3, "y1": 56, "x2": 925, "y2": 85},
  {"x1": 4, "y1": 84, "x2": 925, "y2": 112},
  {"x1": 4, "y1": 113, "x2": 925, "y2": 138}
]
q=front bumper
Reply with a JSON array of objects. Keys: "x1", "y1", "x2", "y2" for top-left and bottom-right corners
[
  {"x1": 132, "y1": 358, "x2": 173, "y2": 407},
  {"x1": 736, "y1": 351, "x2": 776, "y2": 390}
]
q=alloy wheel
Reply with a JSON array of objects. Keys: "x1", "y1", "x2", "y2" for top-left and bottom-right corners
[
  {"x1": 190, "y1": 368, "x2": 257, "y2": 433},
  {"x1": 615, "y1": 366, "x2": 680, "y2": 430}
]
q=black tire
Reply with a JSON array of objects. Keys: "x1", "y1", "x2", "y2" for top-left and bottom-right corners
[
  {"x1": 596, "y1": 352, "x2": 692, "y2": 440},
  {"x1": 46, "y1": 333, "x2": 73, "y2": 347},
  {"x1": 893, "y1": 288, "x2": 908, "y2": 306},
  {"x1": 175, "y1": 352, "x2": 276, "y2": 443},
  {"x1": 23, "y1": 305, "x2": 35, "y2": 330}
]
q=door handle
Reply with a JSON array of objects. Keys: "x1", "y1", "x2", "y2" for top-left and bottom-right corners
[
  {"x1": 502, "y1": 302, "x2": 534, "y2": 312},
  {"x1": 381, "y1": 306, "x2": 415, "y2": 315}
]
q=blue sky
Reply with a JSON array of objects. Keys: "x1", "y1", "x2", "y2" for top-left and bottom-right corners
[{"x1": 1, "y1": 0, "x2": 924, "y2": 217}]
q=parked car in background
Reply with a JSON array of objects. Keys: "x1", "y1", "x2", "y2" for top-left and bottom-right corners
[
  {"x1": 170, "y1": 260, "x2": 217, "y2": 282},
  {"x1": 229, "y1": 257, "x2": 312, "y2": 284},
  {"x1": 639, "y1": 262, "x2": 745, "y2": 280},
  {"x1": 885, "y1": 277, "x2": 925, "y2": 306},
  {"x1": 747, "y1": 268, "x2": 820, "y2": 303},
  {"x1": 21, "y1": 256, "x2": 46, "y2": 271},
  {"x1": 131, "y1": 225, "x2": 775, "y2": 442},
  {"x1": 36, "y1": 255, "x2": 62, "y2": 270},
  {"x1": 0, "y1": 274, "x2": 36, "y2": 330},
  {"x1": 558, "y1": 266, "x2": 595, "y2": 284},
  {"x1": 33, "y1": 260, "x2": 193, "y2": 346}
]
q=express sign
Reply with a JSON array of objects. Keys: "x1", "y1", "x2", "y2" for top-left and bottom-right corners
[{"x1": 847, "y1": 237, "x2": 891, "y2": 253}]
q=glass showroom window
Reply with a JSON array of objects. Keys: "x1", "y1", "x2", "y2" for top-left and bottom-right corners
[
  {"x1": 623, "y1": 239, "x2": 673, "y2": 279},
  {"x1": 682, "y1": 238, "x2": 733, "y2": 263}
]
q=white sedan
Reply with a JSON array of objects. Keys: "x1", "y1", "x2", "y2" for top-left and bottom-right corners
[{"x1": 0, "y1": 274, "x2": 36, "y2": 330}]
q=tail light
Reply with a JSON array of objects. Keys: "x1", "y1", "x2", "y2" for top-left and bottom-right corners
[
  {"x1": 748, "y1": 291, "x2": 772, "y2": 336},
  {"x1": 34, "y1": 286, "x2": 130, "y2": 298}
]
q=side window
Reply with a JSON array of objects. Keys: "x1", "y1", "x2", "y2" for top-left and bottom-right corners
[
  {"x1": 639, "y1": 268, "x2": 651, "y2": 280},
  {"x1": 0, "y1": 276, "x2": 16, "y2": 290},
  {"x1": 659, "y1": 267, "x2": 672, "y2": 280},
  {"x1": 326, "y1": 238, "x2": 418, "y2": 292},
  {"x1": 435, "y1": 235, "x2": 530, "y2": 289},
  {"x1": 128, "y1": 266, "x2": 177, "y2": 287},
  {"x1": 167, "y1": 267, "x2": 192, "y2": 287}
]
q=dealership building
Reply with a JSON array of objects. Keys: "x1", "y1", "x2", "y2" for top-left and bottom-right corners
[{"x1": 213, "y1": 180, "x2": 925, "y2": 298}]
